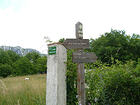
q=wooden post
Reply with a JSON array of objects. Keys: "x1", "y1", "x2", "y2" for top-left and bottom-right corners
[
  {"x1": 76, "y1": 22, "x2": 85, "y2": 105},
  {"x1": 63, "y1": 22, "x2": 97, "y2": 105},
  {"x1": 76, "y1": 22, "x2": 83, "y2": 39}
]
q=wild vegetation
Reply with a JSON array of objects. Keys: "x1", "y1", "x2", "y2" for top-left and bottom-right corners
[
  {"x1": 0, "y1": 29, "x2": 140, "y2": 105},
  {"x1": 85, "y1": 60, "x2": 140, "y2": 105},
  {"x1": 0, "y1": 50, "x2": 47, "y2": 78},
  {"x1": 89, "y1": 29, "x2": 140, "y2": 64},
  {"x1": 0, "y1": 61, "x2": 139, "y2": 105},
  {"x1": 0, "y1": 74, "x2": 46, "y2": 105},
  {"x1": 65, "y1": 30, "x2": 140, "y2": 105},
  {"x1": 66, "y1": 52, "x2": 140, "y2": 105}
]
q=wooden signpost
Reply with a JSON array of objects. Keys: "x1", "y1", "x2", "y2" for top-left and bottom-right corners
[
  {"x1": 63, "y1": 39, "x2": 89, "y2": 49},
  {"x1": 72, "y1": 51, "x2": 97, "y2": 63},
  {"x1": 63, "y1": 22, "x2": 97, "y2": 105}
]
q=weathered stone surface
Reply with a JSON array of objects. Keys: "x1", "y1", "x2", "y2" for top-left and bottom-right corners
[{"x1": 46, "y1": 44, "x2": 67, "y2": 105}]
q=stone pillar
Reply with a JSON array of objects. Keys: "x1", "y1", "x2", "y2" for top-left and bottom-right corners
[{"x1": 46, "y1": 44, "x2": 67, "y2": 105}]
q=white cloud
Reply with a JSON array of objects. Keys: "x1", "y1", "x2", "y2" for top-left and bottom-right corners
[{"x1": 0, "y1": 0, "x2": 140, "y2": 53}]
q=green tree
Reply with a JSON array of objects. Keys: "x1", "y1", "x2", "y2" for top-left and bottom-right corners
[
  {"x1": 25, "y1": 52, "x2": 41, "y2": 64},
  {"x1": 6, "y1": 50, "x2": 20, "y2": 63},
  {"x1": 0, "y1": 49, "x2": 12, "y2": 65},
  {"x1": 12, "y1": 57, "x2": 34, "y2": 76},
  {"x1": 0, "y1": 64, "x2": 12, "y2": 78},
  {"x1": 36, "y1": 56, "x2": 47, "y2": 74},
  {"x1": 128, "y1": 34, "x2": 140, "y2": 61},
  {"x1": 25, "y1": 52, "x2": 47, "y2": 74},
  {"x1": 90, "y1": 29, "x2": 140, "y2": 64}
]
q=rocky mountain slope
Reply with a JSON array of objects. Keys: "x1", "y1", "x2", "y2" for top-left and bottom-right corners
[{"x1": 0, "y1": 46, "x2": 40, "y2": 56}]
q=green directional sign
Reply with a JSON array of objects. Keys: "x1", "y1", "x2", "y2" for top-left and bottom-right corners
[{"x1": 48, "y1": 46, "x2": 56, "y2": 55}]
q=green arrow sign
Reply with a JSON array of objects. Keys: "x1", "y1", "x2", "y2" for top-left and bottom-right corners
[{"x1": 48, "y1": 46, "x2": 56, "y2": 55}]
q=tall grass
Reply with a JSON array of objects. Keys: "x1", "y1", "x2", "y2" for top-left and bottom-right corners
[{"x1": 0, "y1": 74, "x2": 46, "y2": 105}]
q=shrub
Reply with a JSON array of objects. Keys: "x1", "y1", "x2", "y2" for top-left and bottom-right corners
[
  {"x1": 12, "y1": 57, "x2": 34, "y2": 76},
  {"x1": 85, "y1": 61, "x2": 140, "y2": 105},
  {"x1": 0, "y1": 64, "x2": 12, "y2": 78},
  {"x1": 66, "y1": 50, "x2": 78, "y2": 105}
]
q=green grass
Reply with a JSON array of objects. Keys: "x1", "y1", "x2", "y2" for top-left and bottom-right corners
[{"x1": 0, "y1": 74, "x2": 46, "y2": 105}]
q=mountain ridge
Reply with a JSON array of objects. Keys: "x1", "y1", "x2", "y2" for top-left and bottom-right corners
[{"x1": 0, "y1": 46, "x2": 41, "y2": 56}]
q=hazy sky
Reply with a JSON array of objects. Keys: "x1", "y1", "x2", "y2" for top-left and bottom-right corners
[{"x1": 0, "y1": 0, "x2": 140, "y2": 53}]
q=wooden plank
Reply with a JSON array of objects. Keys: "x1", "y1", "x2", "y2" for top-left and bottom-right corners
[
  {"x1": 72, "y1": 52, "x2": 97, "y2": 63},
  {"x1": 63, "y1": 39, "x2": 89, "y2": 49}
]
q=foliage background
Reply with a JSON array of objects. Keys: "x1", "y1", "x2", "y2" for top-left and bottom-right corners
[
  {"x1": 0, "y1": 50, "x2": 47, "y2": 78},
  {"x1": 85, "y1": 61, "x2": 140, "y2": 105},
  {"x1": 62, "y1": 30, "x2": 140, "y2": 105},
  {"x1": 0, "y1": 29, "x2": 140, "y2": 105}
]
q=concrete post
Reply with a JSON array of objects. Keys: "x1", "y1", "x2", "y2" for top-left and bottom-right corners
[{"x1": 46, "y1": 44, "x2": 67, "y2": 105}]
